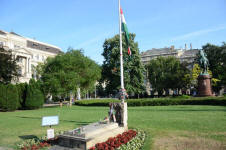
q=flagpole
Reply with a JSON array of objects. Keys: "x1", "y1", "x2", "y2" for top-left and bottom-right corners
[{"x1": 119, "y1": 0, "x2": 125, "y2": 102}]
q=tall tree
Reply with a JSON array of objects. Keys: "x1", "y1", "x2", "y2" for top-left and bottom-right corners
[
  {"x1": 101, "y1": 33, "x2": 145, "y2": 96},
  {"x1": 0, "y1": 47, "x2": 19, "y2": 84},
  {"x1": 41, "y1": 49, "x2": 101, "y2": 98},
  {"x1": 147, "y1": 56, "x2": 191, "y2": 96}
]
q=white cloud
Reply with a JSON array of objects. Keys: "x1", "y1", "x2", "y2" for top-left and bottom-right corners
[{"x1": 171, "y1": 25, "x2": 226, "y2": 41}]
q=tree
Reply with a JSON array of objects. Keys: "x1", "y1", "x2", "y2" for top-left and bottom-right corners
[
  {"x1": 0, "y1": 47, "x2": 19, "y2": 84},
  {"x1": 25, "y1": 79, "x2": 44, "y2": 109},
  {"x1": 16, "y1": 83, "x2": 28, "y2": 109},
  {"x1": 0, "y1": 84, "x2": 19, "y2": 111},
  {"x1": 101, "y1": 33, "x2": 145, "y2": 96},
  {"x1": 41, "y1": 49, "x2": 101, "y2": 98},
  {"x1": 195, "y1": 42, "x2": 226, "y2": 93},
  {"x1": 146, "y1": 56, "x2": 191, "y2": 96}
]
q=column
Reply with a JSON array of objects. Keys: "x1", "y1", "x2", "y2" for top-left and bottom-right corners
[{"x1": 28, "y1": 58, "x2": 30, "y2": 73}]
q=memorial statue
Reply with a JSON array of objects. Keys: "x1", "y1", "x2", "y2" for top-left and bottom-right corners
[
  {"x1": 109, "y1": 103, "x2": 116, "y2": 122},
  {"x1": 199, "y1": 49, "x2": 209, "y2": 74}
]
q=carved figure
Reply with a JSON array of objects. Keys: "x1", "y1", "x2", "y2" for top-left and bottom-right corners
[{"x1": 199, "y1": 49, "x2": 209, "y2": 74}]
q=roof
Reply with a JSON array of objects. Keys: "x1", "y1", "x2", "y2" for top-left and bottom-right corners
[
  {"x1": 141, "y1": 48, "x2": 178, "y2": 56},
  {"x1": 0, "y1": 29, "x2": 62, "y2": 54},
  {"x1": 27, "y1": 40, "x2": 61, "y2": 54},
  {"x1": 0, "y1": 30, "x2": 6, "y2": 35},
  {"x1": 10, "y1": 32, "x2": 22, "y2": 37},
  {"x1": 180, "y1": 49, "x2": 199, "y2": 58}
]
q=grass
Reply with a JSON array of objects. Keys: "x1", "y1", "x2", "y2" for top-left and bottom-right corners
[{"x1": 0, "y1": 105, "x2": 225, "y2": 149}]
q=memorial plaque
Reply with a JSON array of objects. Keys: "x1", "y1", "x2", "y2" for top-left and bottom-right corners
[
  {"x1": 47, "y1": 129, "x2": 55, "y2": 139},
  {"x1": 42, "y1": 116, "x2": 59, "y2": 126}
]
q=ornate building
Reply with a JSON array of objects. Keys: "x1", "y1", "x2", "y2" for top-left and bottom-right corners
[
  {"x1": 140, "y1": 45, "x2": 199, "y2": 95},
  {"x1": 0, "y1": 30, "x2": 61, "y2": 83},
  {"x1": 141, "y1": 46, "x2": 199, "y2": 66}
]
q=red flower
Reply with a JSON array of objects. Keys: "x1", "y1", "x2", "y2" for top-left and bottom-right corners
[
  {"x1": 89, "y1": 146, "x2": 96, "y2": 150},
  {"x1": 93, "y1": 130, "x2": 137, "y2": 150}
]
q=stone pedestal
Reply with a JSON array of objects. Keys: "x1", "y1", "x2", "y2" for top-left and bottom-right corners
[
  {"x1": 197, "y1": 74, "x2": 213, "y2": 96},
  {"x1": 112, "y1": 102, "x2": 127, "y2": 128},
  {"x1": 58, "y1": 122, "x2": 126, "y2": 150}
]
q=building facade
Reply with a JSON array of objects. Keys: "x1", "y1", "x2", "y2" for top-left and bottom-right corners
[
  {"x1": 0, "y1": 30, "x2": 61, "y2": 83},
  {"x1": 140, "y1": 45, "x2": 199, "y2": 95},
  {"x1": 141, "y1": 46, "x2": 199, "y2": 66}
]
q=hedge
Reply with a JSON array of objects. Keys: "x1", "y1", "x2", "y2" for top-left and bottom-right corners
[
  {"x1": 74, "y1": 97, "x2": 226, "y2": 107},
  {"x1": 16, "y1": 83, "x2": 27, "y2": 109},
  {"x1": 74, "y1": 99, "x2": 121, "y2": 106},
  {"x1": 0, "y1": 84, "x2": 19, "y2": 111},
  {"x1": 25, "y1": 79, "x2": 44, "y2": 109}
]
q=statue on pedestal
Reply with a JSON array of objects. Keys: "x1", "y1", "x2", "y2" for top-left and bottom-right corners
[{"x1": 197, "y1": 49, "x2": 213, "y2": 96}]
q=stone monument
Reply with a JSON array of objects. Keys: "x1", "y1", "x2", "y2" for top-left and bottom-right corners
[
  {"x1": 197, "y1": 49, "x2": 213, "y2": 96},
  {"x1": 57, "y1": 89, "x2": 128, "y2": 150}
]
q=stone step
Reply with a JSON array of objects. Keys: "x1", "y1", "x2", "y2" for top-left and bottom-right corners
[{"x1": 84, "y1": 122, "x2": 119, "y2": 138}]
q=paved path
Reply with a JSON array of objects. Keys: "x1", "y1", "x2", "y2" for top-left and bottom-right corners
[
  {"x1": 0, "y1": 147, "x2": 13, "y2": 150},
  {"x1": 43, "y1": 103, "x2": 60, "y2": 107}
]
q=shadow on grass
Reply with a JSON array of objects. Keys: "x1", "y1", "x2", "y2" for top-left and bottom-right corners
[
  {"x1": 15, "y1": 116, "x2": 92, "y2": 126},
  {"x1": 19, "y1": 135, "x2": 39, "y2": 140}
]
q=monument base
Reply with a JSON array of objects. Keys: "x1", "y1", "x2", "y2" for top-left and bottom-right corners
[
  {"x1": 197, "y1": 74, "x2": 213, "y2": 96},
  {"x1": 58, "y1": 122, "x2": 126, "y2": 150}
]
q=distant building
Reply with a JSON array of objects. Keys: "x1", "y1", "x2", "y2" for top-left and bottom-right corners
[
  {"x1": 0, "y1": 29, "x2": 61, "y2": 83},
  {"x1": 141, "y1": 45, "x2": 199, "y2": 66},
  {"x1": 140, "y1": 45, "x2": 199, "y2": 95}
]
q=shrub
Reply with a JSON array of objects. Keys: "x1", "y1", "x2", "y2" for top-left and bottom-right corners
[
  {"x1": 74, "y1": 99, "x2": 120, "y2": 106},
  {"x1": 25, "y1": 79, "x2": 44, "y2": 109},
  {"x1": 16, "y1": 83, "x2": 27, "y2": 109},
  {"x1": 0, "y1": 84, "x2": 19, "y2": 111},
  {"x1": 74, "y1": 97, "x2": 226, "y2": 107}
]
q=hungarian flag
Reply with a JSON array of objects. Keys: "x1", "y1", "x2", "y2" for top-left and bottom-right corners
[{"x1": 120, "y1": 7, "x2": 131, "y2": 56}]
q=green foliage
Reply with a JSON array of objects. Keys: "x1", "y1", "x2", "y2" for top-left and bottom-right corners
[
  {"x1": 16, "y1": 83, "x2": 27, "y2": 109},
  {"x1": 0, "y1": 47, "x2": 19, "y2": 84},
  {"x1": 25, "y1": 79, "x2": 44, "y2": 109},
  {"x1": 74, "y1": 99, "x2": 120, "y2": 106},
  {"x1": 117, "y1": 129, "x2": 146, "y2": 150},
  {"x1": 74, "y1": 97, "x2": 226, "y2": 107},
  {"x1": 0, "y1": 84, "x2": 19, "y2": 111},
  {"x1": 192, "y1": 63, "x2": 220, "y2": 87},
  {"x1": 41, "y1": 49, "x2": 101, "y2": 98},
  {"x1": 101, "y1": 33, "x2": 145, "y2": 95},
  {"x1": 146, "y1": 56, "x2": 191, "y2": 96}
]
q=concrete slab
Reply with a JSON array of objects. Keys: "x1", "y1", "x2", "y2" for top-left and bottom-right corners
[{"x1": 58, "y1": 122, "x2": 127, "y2": 150}]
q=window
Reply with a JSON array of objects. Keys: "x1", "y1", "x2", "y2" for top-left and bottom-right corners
[
  {"x1": 14, "y1": 45, "x2": 20, "y2": 49},
  {"x1": 18, "y1": 67, "x2": 22, "y2": 76},
  {"x1": 0, "y1": 41, "x2": 5, "y2": 46},
  {"x1": 42, "y1": 56, "x2": 44, "y2": 61},
  {"x1": 17, "y1": 57, "x2": 23, "y2": 63},
  {"x1": 36, "y1": 54, "x2": 39, "y2": 60}
]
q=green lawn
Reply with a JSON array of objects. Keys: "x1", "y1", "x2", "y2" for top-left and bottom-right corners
[{"x1": 0, "y1": 105, "x2": 225, "y2": 150}]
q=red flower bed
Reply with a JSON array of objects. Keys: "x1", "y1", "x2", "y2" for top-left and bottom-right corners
[
  {"x1": 89, "y1": 130, "x2": 137, "y2": 150},
  {"x1": 20, "y1": 138, "x2": 57, "y2": 150}
]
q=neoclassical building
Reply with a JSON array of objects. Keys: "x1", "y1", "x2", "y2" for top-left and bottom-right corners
[
  {"x1": 0, "y1": 30, "x2": 61, "y2": 83},
  {"x1": 140, "y1": 46, "x2": 199, "y2": 66},
  {"x1": 140, "y1": 45, "x2": 199, "y2": 95}
]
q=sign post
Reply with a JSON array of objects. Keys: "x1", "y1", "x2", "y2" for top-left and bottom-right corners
[{"x1": 42, "y1": 116, "x2": 59, "y2": 139}]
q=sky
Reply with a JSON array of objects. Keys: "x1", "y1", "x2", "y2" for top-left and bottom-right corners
[{"x1": 0, "y1": 0, "x2": 226, "y2": 64}]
